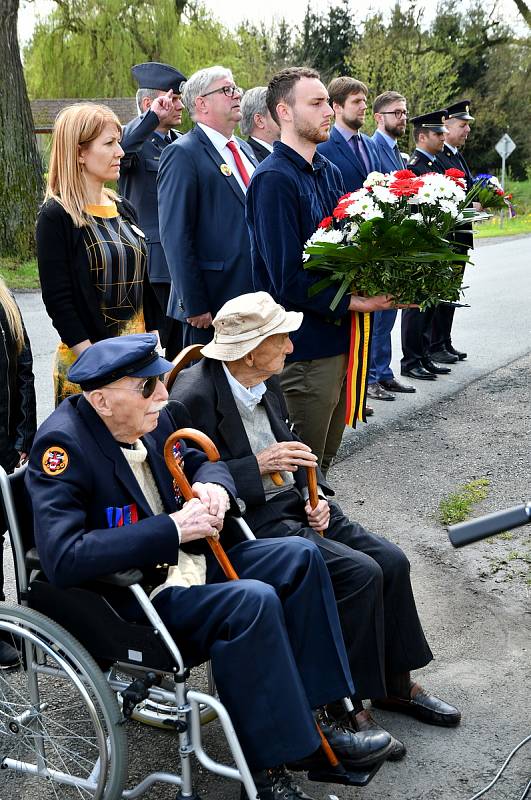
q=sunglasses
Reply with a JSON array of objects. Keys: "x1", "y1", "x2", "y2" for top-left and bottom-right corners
[{"x1": 105, "y1": 374, "x2": 165, "y2": 399}]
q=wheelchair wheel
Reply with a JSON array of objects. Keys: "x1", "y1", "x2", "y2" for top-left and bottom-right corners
[{"x1": 0, "y1": 602, "x2": 128, "y2": 799}]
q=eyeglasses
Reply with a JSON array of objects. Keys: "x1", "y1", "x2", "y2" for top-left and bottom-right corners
[
  {"x1": 105, "y1": 374, "x2": 165, "y2": 399},
  {"x1": 200, "y1": 85, "x2": 244, "y2": 100},
  {"x1": 379, "y1": 110, "x2": 408, "y2": 119}
]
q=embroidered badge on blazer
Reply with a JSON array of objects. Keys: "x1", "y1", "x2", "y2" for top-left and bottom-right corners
[{"x1": 42, "y1": 446, "x2": 69, "y2": 476}]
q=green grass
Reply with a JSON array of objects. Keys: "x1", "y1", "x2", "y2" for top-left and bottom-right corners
[
  {"x1": 0, "y1": 257, "x2": 40, "y2": 291},
  {"x1": 438, "y1": 478, "x2": 490, "y2": 526},
  {"x1": 474, "y1": 178, "x2": 531, "y2": 239}
]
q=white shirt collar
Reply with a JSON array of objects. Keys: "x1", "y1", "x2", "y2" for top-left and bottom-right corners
[
  {"x1": 445, "y1": 142, "x2": 458, "y2": 154},
  {"x1": 222, "y1": 362, "x2": 267, "y2": 412},
  {"x1": 250, "y1": 136, "x2": 274, "y2": 153},
  {"x1": 197, "y1": 122, "x2": 233, "y2": 150}
]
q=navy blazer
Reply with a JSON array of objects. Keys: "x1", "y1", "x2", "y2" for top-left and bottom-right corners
[
  {"x1": 26, "y1": 395, "x2": 236, "y2": 588},
  {"x1": 168, "y1": 358, "x2": 333, "y2": 534},
  {"x1": 371, "y1": 130, "x2": 405, "y2": 173},
  {"x1": 157, "y1": 125, "x2": 258, "y2": 321},
  {"x1": 317, "y1": 127, "x2": 381, "y2": 190},
  {"x1": 119, "y1": 110, "x2": 180, "y2": 283}
]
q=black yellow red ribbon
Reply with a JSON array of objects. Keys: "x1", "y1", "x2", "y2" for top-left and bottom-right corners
[{"x1": 345, "y1": 311, "x2": 374, "y2": 427}]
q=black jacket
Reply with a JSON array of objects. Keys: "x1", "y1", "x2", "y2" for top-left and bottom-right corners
[
  {"x1": 0, "y1": 302, "x2": 36, "y2": 473},
  {"x1": 36, "y1": 197, "x2": 160, "y2": 347}
]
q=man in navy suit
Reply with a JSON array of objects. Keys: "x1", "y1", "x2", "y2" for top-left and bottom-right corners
[
  {"x1": 26, "y1": 333, "x2": 379, "y2": 800},
  {"x1": 158, "y1": 66, "x2": 258, "y2": 346},
  {"x1": 119, "y1": 62, "x2": 187, "y2": 359},
  {"x1": 317, "y1": 77, "x2": 381, "y2": 192},
  {"x1": 240, "y1": 86, "x2": 280, "y2": 163},
  {"x1": 367, "y1": 91, "x2": 415, "y2": 402}
]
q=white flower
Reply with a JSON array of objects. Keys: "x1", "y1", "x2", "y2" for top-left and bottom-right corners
[
  {"x1": 370, "y1": 184, "x2": 399, "y2": 205},
  {"x1": 304, "y1": 228, "x2": 344, "y2": 248},
  {"x1": 408, "y1": 213, "x2": 424, "y2": 223},
  {"x1": 439, "y1": 199, "x2": 459, "y2": 216},
  {"x1": 363, "y1": 171, "x2": 388, "y2": 188},
  {"x1": 345, "y1": 222, "x2": 359, "y2": 241}
]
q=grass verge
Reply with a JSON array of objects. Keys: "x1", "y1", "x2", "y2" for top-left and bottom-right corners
[
  {"x1": 0, "y1": 257, "x2": 40, "y2": 291},
  {"x1": 438, "y1": 478, "x2": 490, "y2": 526},
  {"x1": 474, "y1": 213, "x2": 531, "y2": 239}
]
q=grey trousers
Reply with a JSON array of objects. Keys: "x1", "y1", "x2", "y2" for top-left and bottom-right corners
[{"x1": 280, "y1": 354, "x2": 348, "y2": 474}]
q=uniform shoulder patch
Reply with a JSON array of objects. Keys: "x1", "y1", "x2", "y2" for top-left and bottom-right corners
[{"x1": 42, "y1": 446, "x2": 69, "y2": 476}]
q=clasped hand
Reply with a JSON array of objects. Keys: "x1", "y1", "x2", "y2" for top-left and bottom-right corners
[
  {"x1": 170, "y1": 482, "x2": 230, "y2": 544},
  {"x1": 304, "y1": 498, "x2": 330, "y2": 531},
  {"x1": 256, "y1": 441, "x2": 318, "y2": 474}
]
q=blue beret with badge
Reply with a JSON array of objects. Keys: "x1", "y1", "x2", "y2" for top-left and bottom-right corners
[
  {"x1": 131, "y1": 62, "x2": 187, "y2": 94},
  {"x1": 67, "y1": 334, "x2": 174, "y2": 391},
  {"x1": 410, "y1": 109, "x2": 449, "y2": 133}
]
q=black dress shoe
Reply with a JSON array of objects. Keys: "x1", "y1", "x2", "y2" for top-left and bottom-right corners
[
  {"x1": 365, "y1": 405, "x2": 374, "y2": 417},
  {"x1": 316, "y1": 715, "x2": 392, "y2": 768},
  {"x1": 0, "y1": 640, "x2": 20, "y2": 669},
  {"x1": 446, "y1": 344, "x2": 467, "y2": 360},
  {"x1": 371, "y1": 684, "x2": 461, "y2": 727},
  {"x1": 421, "y1": 359, "x2": 451, "y2": 375},
  {"x1": 429, "y1": 349, "x2": 458, "y2": 364},
  {"x1": 366, "y1": 382, "x2": 395, "y2": 401},
  {"x1": 401, "y1": 366, "x2": 437, "y2": 381},
  {"x1": 246, "y1": 766, "x2": 316, "y2": 800},
  {"x1": 380, "y1": 378, "x2": 416, "y2": 394}
]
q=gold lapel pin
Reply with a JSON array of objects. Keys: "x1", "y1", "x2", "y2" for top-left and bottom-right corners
[{"x1": 220, "y1": 163, "x2": 232, "y2": 177}]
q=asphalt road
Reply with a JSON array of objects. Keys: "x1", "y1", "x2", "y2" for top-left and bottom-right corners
[{"x1": 4, "y1": 234, "x2": 530, "y2": 800}]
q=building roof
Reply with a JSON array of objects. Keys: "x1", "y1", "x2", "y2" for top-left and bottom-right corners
[{"x1": 30, "y1": 98, "x2": 137, "y2": 133}]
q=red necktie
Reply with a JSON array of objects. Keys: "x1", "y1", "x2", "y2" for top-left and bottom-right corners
[{"x1": 226, "y1": 141, "x2": 251, "y2": 188}]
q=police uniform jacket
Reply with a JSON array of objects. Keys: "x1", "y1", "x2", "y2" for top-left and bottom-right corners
[
  {"x1": 168, "y1": 358, "x2": 332, "y2": 533},
  {"x1": 26, "y1": 395, "x2": 236, "y2": 589},
  {"x1": 435, "y1": 144, "x2": 474, "y2": 250},
  {"x1": 157, "y1": 125, "x2": 258, "y2": 321},
  {"x1": 407, "y1": 149, "x2": 445, "y2": 177},
  {"x1": 119, "y1": 110, "x2": 180, "y2": 284}
]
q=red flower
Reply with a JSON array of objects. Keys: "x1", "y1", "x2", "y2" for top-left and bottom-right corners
[
  {"x1": 393, "y1": 169, "x2": 416, "y2": 180},
  {"x1": 495, "y1": 188, "x2": 505, "y2": 196},
  {"x1": 337, "y1": 193, "x2": 353, "y2": 205},
  {"x1": 389, "y1": 177, "x2": 424, "y2": 197},
  {"x1": 506, "y1": 193, "x2": 513, "y2": 200},
  {"x1": 445, "y1": 168, "x2": 465, "y2": 179},
  {"x1": 318, "y1": 216, "x2": 333, "y2": 229},
  {"x1": 333, "y1": 205, "x2": 349, "y2": 220}
]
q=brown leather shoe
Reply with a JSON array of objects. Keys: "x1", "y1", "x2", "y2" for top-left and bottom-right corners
[
  {"x1": 365, "y1": 405, "x2": 374, "y2": 417},
  {"x1": 372, "y1": 683, "x2": 461, "y2": 727}
]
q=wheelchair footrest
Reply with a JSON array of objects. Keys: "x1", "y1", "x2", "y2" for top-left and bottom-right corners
[
  {"x1": 307, "y1": 759, "x2": 383, "y2": 787},
  {"x1": 121, "y1": 671, "x2": 161, "y2": 718}
]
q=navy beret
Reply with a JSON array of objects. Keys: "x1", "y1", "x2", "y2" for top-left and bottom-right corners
[
  {"x1": 68, "y1": 334, "x2": 174, "y2": 391},
  {"x1": 131, "y1": 62, "x2": 187, "y2": 93},
  {"x1": 410, "y1": 109, "x2": 449, "y2": 133}
]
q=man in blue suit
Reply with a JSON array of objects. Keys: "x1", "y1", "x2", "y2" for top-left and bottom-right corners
[
  {"x1": 26, "y1": 333, "x2": 384, "y2": 799},
  {"x1": 367, "y1": 91, "x2": 415, "y2": 401},
  {"x1": 317, "y1": 76, "x2": 381, "y2": 193},
  {"x1": 158, "y1": 66, "x2": 258, "y2": 346},
  {"x1": 119, "y1": 62, "x2": 187, "y2": 359}
]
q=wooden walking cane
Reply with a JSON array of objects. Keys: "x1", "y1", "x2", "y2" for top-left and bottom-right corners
[
  {"x1": 164, "y1": 429, "x2": 239, "y2": 580},
  {"x1": 165, "y1": 429, "x2": 348, "y2": 774},
  {"x1": 307, "y1": 465, "x2": 324, "y2": 537}
]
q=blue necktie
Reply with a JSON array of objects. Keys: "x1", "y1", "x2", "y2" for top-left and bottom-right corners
[
  {"x1": 393, "y1": 144, "x2": 403, "y2": 170},
  {"x1": 350, "y1": 134, "x2": 370, "y2": 175}
]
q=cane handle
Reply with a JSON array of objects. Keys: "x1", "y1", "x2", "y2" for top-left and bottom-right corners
[{"x1": 306, "y1": 466, "x2": 324, "y2": 537}]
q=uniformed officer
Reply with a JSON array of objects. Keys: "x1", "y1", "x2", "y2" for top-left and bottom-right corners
[
  {"x1": 119, "y1": 62, "x2": 187, "y2": 360},
  {"x1": 26, "y1": 334, "x2": 389, "y2": 800},
  {"x1": 401, "y1": 110, "x2": 453, "y2": 381},
  {"x1": 429, "y1": 100, "x2": 476, "y2": 364}
]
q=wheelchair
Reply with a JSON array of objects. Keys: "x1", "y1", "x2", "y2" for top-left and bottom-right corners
[{"x1": 0, "y1": 463, "x2": 258, "y2": 799}]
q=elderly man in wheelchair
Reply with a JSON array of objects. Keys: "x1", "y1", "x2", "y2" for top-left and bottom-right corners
[{"x1": 0, "y1": 333, "x2": 391, "y2": 800}]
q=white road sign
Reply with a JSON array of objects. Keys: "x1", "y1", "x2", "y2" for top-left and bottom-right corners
[{"x1": 495, "y1": 134, "x2": 516, "y2": 159}]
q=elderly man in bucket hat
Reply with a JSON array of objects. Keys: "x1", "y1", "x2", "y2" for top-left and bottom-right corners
[
  {"x1": 26, "y1": 332, "x2": 394, "y2": 799},
  {"x1": 169, "y1": 293, "x2": 462, "y2": 763}
]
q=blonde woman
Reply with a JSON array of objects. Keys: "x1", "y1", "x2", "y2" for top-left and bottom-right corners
[
  {"x1": 0, "y1": 278, "x2": 36, "y2": 665},
  {"x1": 36, "y1": 103, "x2": 160, "y2": 405}
]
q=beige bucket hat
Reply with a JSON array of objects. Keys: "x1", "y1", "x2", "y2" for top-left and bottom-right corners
[{"x1": 201, "y1": 292, "x2": 303, "y2": 361}]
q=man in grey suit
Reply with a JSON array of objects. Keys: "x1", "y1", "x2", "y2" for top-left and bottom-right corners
[
  {"x1": 119, "y1": 62, "x2": 187, "y2": 359},
  {"x1": 367, "y1": 91, "x2": 415, "y2": 402},
  {"x1": 158, "y1": 66, "x2": 258, "y2": 346},
  {"x1": 240, "y1": 86, "x2": 280, "y2": 163}
]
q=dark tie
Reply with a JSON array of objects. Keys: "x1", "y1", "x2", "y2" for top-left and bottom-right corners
[
  {"x1": 393, "y1": 144, "x2": 403, "y2": 170},
  {"x1": 226, "y1": 140, "x2": 251, "y2": 188},
  {"x1": 164, "y1": 134, "x2": 172, "y2": 146},
  {"x1": 350, "y1": 134, "x2": 370, "y2": 175}
]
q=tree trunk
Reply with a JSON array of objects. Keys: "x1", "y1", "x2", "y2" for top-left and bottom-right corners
[{"x1": 0, "y1": 0, "x2": 44, "y2": 259}]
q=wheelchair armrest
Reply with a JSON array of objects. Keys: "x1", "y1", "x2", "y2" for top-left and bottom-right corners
[
  {"x1": 95, "y1": 568, "x2": 144, "y2": 587},
  {"x1": 227, "y1": 497, "x2": 246, "y2": 517}
]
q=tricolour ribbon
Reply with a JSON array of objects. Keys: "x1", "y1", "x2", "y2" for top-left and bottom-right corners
[{"x1": 345, "y1": 311, "x2": 374, "y2": 427}]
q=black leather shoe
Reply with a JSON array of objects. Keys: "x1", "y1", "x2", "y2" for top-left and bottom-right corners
[
  {"x1": 401, "y1": 366, "x2": 437, "y2": 381},
  {"x1": 356, "y1": 708, "x2": 406, "y2": 762},
  {"x1": 429, "y1": 349, "x2": 458, "y2": 364},
  {"x1": 446, "y1": 344, "x2": 467, "y2": 360},
  {"x1": 246, "y1": 766, "x2": 316, "y2": 800},
  {"x1": 380, "y1": 378, "x2": 416, "y2": 394},
  {"x1": 0, "y1": 640, "x2": 19, "y2": 669},
  {"x1": 365, "y1": 405, "x2": 374, "y2": 417},
  {"x1": 317, "y1": 715, "x2": 392, "y2": 768},
  {"x1": 367, "y1": 382, "x2": 395, "y2": 401},
  {"x1": 372, "y1": 684, "x2": 461, "y2": 727},
  {"x1": 421, "y1": 359, "x2": 451, "y2": 375}
]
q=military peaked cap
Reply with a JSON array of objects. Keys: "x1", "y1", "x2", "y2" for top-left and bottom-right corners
[
  {"x1": 131, "y1": 62, "x2": 187, "y2": 93},
  {"x1": 446, "y1": 100, "x2": 474, "y2": 121},
  {"x1": 410, "y1": 109, "x2": 449, "y2": 133}
]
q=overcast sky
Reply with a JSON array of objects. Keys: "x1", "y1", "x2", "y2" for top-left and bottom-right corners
[{"x1": 18, "y1": 0, "x2": 524, "y2": 44}]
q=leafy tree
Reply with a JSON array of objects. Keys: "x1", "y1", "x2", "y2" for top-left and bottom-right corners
[{"x1": 0, "y1": 0, "x2": 43, "y2": 259}]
